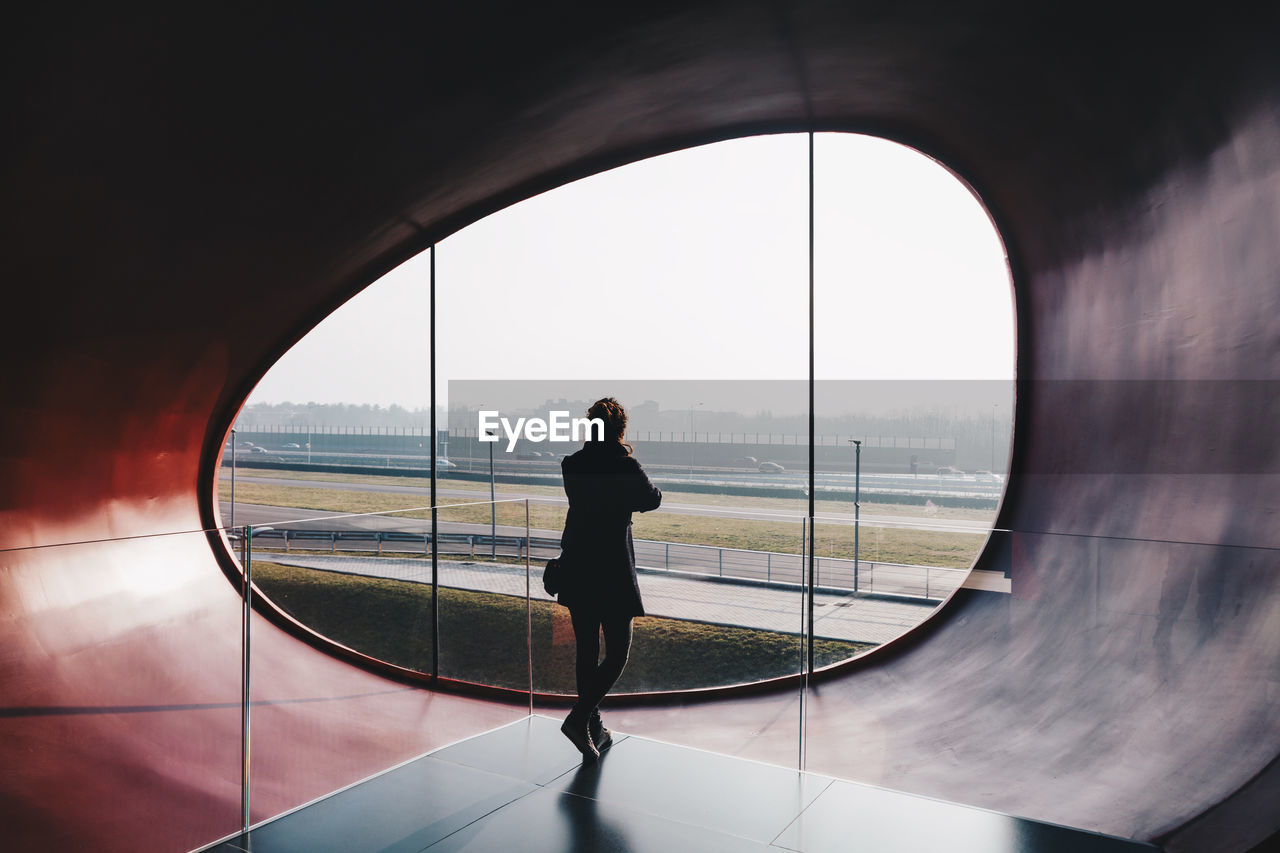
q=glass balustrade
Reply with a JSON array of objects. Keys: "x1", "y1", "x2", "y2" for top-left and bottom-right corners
[
  {"x1": 3, "y1": 527, "x2": 246, "y2": 849},
  {"x1": 245, "y1": 506, "x2": 439, "y2": 677},
  {"x1": 529, "y1": 511, "x2": 814, "y2": 699},
  {"x1": 195, "y1": 128, "x2": 1021, "y2": 832},
  {"x1": 14, "y1": 509, "x2": 1265, "y2": 851},
  {"x1": 434, "y1": 498, "x2": 534, "y2": 694}
]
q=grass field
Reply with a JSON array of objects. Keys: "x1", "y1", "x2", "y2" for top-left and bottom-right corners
[
  {"x1": 219, "y1": 464, "x2": 997, "y2": 521},
  {"x1": 221, "y1": 479, "x2": 987, "y2": 568},
  {"x1": 253, "y1": 562, "x2": 870, "y2": 693}
]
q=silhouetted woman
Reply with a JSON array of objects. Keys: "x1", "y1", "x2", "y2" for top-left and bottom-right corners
[{"x1": 557, "y1": 397, "x2": 662, "y2": 761}]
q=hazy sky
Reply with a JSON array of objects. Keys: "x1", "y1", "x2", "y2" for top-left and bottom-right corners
[{"x1": 249, "y1": 133, "x2": 1014, "y2": 413}]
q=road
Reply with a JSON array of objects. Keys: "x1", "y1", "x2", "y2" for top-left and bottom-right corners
[{"x1": 222, "y1": 451, "x2": 1006, "y2": 499}]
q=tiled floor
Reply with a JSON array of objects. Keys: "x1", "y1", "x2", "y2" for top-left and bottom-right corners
[{"x1": 207, "y1": 715, "x2": 1158, "y2": 852}]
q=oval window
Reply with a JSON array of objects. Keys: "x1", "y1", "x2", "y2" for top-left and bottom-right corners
[{"x1": 218, "y1": 132, "x2": 1014, "y2": 695}]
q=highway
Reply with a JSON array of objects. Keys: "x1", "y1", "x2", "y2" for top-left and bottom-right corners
[
  {"x1": 644, "y1": 463, "x2": 1004, "y2": 500},
  {"x1": 222, "y1": 449, "x2": 1006, "y2": 500}
]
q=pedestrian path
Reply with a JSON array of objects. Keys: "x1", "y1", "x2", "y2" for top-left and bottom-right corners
[{"x1": 252, "y1": 550, "x2": 939, "y2": 644}]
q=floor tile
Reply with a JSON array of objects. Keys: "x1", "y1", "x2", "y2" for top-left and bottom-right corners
[
  {"x1": 429, "y1": 715, "x2": 607, "y2": 786},
  {"x1": 218, "y1": 756, "x2": 535, "y2": 853},
  {"x1": 548, "y1": 729, "x2": 829, "y2": 844},
  {"x1": 425, "y1": 784, "x2": 775, "y2": 852},
  {"x1": 772, "y1": 779, "x2": 1157, "y2": 853}
]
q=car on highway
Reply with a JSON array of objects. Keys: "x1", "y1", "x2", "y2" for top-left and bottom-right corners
[
  {"x1": 437, "y1": 458, "x2": 457, "y2": 469},
  {"x1": 973, "y1": 469, "x2": 1004, "y2": 483},
  {"x1": 733, "y1": 456, "x2": 758, "y2": 467},
  {"x1": 758, "y1": 461, "x2": 785, "y2": 473},
  {"x1": 249, "y1": 446, "x2": 269, "y2": 454},
  {"x1": 282, "y1": 442, "x2": 300, "y2": 449}
]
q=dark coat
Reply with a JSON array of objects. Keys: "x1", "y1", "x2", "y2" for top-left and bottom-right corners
[{"x1": 557, "y1": 442, "x2": 662, "y2": 617}]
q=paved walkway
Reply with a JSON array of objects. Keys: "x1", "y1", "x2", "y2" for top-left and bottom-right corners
[
  {"x1": 252, "y1": 550, "x2": 939, "y2": 645},
  {"x1": 228, "y1": 502, "x2": 969, "y2": 600}
]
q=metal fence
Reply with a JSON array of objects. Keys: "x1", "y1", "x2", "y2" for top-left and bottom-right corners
[
  {"x1": 234, "y1": 528, "x2": 966, "y2": 601},
  {"x1": 228, "y1": 527, "x2": 555, "y2": 559}
]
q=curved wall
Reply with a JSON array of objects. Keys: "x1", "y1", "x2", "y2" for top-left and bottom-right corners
[{"x1": 2, "y1": 4, "x2": 1277, "y2": 851}]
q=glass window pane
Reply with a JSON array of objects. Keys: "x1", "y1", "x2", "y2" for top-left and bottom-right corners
[{"x1": 811, "y1": 133, "x2": 1015, "y2": 666}]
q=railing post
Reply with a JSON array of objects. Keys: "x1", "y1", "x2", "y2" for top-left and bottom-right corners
[
  {"x1": 665, "y1": 541, "x2": 669, "y2": 570},
  {"x1": 525, "y1": 500, "x2": 532, "y2": 714},
  {"x1": 767, "y1": 551, "x2": 771, "y2": 583},
  {"x1": 719, "y1": 548, "x2": 723, "y2": 577},
  {"x1": 804, "y1": 516, "x2": 813, "y2": 679},
  {"x1": 229, "y1": 429, "x2": 236, "y2": 530},
  {"x1": 240, "y1": 525, "x2": 252, "y2": 832}
]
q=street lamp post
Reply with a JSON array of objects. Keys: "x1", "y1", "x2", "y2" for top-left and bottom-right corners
[
  {"x1": 689, "y1": 402, "x2": 702, "y2": 478},
  {"x1": 850, "y1": 439, "x2": 862, "y2": 594},
  {"x1": 991, "y1": 402, "x2": 997, "y2": 473}
]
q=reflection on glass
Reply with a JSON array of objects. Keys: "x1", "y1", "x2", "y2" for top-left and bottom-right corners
[{"x1": 7, "y1": 531, "x2": 245, "y2": 848}]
